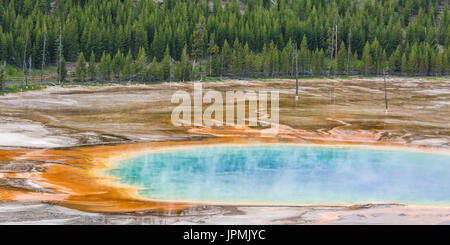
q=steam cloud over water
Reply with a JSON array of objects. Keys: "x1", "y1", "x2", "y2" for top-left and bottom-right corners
[{"x1": 109, "y1": 145, "x2": 450, "y2": 206}]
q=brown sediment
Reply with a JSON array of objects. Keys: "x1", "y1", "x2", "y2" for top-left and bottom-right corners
[
  {"x1": 0, "y1": 78, "x2": 449, "y2": 214},
  {"x1": 187, "y1": 123, "x2": 388, "y2": 143},
  {"x1": 0, "y1": 145, "x2": 194, "y2": 212}
]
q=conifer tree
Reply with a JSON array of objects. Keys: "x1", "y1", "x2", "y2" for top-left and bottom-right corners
[
  {"x1": 221, "y1": 40, "x2": 232, "y2": 75},
  {"x1": 75, "y1": 52, "x2": 87, "y2": 82},
  {"x1": 0, "y1": 0, "x2": 447, "y2": 79},
  {"x1": 350, "y1": 52, "x2": 358, "y2": 75},
  {"x1": 311, "y1": 49, "x2": 321, "y2": 75},
  {"x1": 207, "y1": 35, "x2": 219, "y2": 76},
  {"x1": 408, "y1": 45, "x2": 419, "y2": 75},
  {"x1": 191, "y1": 16, "x2": 205, "y2": 72},
  {"x1": 0, "y1": 64, "x2": 4, "y2": 92},
  {"x1": 134, "y1": 23, "x2": 148, "y2": 56},
  {"x1": 442, "y1": 48, "x2": 449, "y2": 75},
  {"x1": 88, "y1": 52, "x2": 96, "y2": 81},
  {"x1": 371, "y1": 38, "x2": 383, "y2": 75},
  {"x1": 361, "y1": 42, "x2": 372, "y2": 75},
  {"x1": 261, "y1": 44, "x2": 270, "y2": 75},
  {"x1": 231, "y1": 39, "x2": 243, "y2": 75},
  {"x1": 401, "y1": 53, "x2": 408, "y2": 75},
  {"x1": 280, "y1": 39, "x2": 293, "y2": 74},
  {"x1": 429, "y1": 49, "x2": 440, "y2": 76},
  {"x1": 121, "y1": 50, "x2": 133, "y2": 81},
  {"x1": 149, "y1": 57, "x2": 160, "y2": 81},
  {"x1": 337, "y1": 41, "x2": 347, "y2": 74},
  {"x1": 299, "y1": 35, "x2": 310, "y2": 74},
  {"x1": 388, "y1": 46, "x2": 402, "y2": 73},
  {"x1": 62, "y1": 18, "x2": 80, "y2": 61},
  {"x1": 134, "y1": 47, "x2": 148, "y2": 81},
  {"x1": 98, "y1": 52, "x2": 112, "y2": 81},
  {"x1": 174, "y1": 46, "x2": 191, "y2": 81},
  {"x1": 267, "y1": 41, "x2": 279, "y2": 76},
  {"x1": 57, "y1": 58, "x2": 67, "y2": 82},
  {"x1": 150, "y1": 30, "x2": 166, "y2": 61},
  {"x1": 242, "y1": 43, "x2": 250, "y2": 76},
  {"x1": 245, "y1": 51, "x2": 256, "y2": 75},
  {"x1": 161, "y1": 46, "x2": 172, "y2": 81},
  {"x1": 112, "y1": 50, "x2": 124, "y2": 80}
]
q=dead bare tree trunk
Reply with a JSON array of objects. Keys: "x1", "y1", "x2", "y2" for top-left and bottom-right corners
[
  {"x1": 28, "y1": 56, "x2": 32, "y2": 86},
  {"x1": 384, "y1": 70, "x2": 388, "y2": 112},
  {"x1": 58, "y1": 19, "x2": 63, "y2": 85},
  {"x1": 335, "y1": 24, "x2": 338, "y2": 75},
  {"x1": 1, "y1": 61, "x2": 5, "y2": 92},
  {"x1": 347, "y1": 30, "x2": 351, "y2": 75},
  {"x1": 41, "y1": 26, "x2": 47, "y2": 83},
  {"x1": 23, "y1": 36, "x2": 28, "y2": 86},
  {"x1": 293, "y1": 39, "x2": 299, "y2": 101},
  {"x1": 220, "y1": 54, "x2": 223, "y2": 80}
]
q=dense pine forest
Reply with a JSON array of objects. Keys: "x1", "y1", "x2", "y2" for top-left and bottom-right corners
[{"x1": 0, "y1": 0, "x2": 449, "y2": 84}]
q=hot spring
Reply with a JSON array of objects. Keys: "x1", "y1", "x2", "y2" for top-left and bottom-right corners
[{"x1": 108, "y1": 145, "x2": 450, "y2": 206}]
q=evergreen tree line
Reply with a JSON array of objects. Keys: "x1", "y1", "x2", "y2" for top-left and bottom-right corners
[{"x1": 1, "y1": 0, "x2": 449, "y2": 82}]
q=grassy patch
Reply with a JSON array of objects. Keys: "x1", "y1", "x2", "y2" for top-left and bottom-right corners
[
  {"x1": 4, "y1": 65, "x2": 58, "y2": 81},
  {"x1": 0, "y1": 82, "x2": 56, "y2": 95}
]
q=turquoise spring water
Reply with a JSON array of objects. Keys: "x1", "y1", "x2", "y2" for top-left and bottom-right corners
[{"x1": 108, "y1": 145, "x2": 450, "y2": 206}]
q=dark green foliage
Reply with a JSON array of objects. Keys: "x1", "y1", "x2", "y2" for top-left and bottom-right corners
[
  {"x1": 121, "y1": 50, "x2": 133, "y2": 81},
  {"x1": 0, "y1": 0, "x2": 448, "y2": 80},
  {"x1": 311, "y1": 48, "x2": 325, "y2": 75},
  {"x1": 88, "y1": 52, "x2": 96, "y2": 81},
  {"x1": 57, "y1": 58, "x2": 67, "y2": 82},
  {"x1": 134, "y1": 47, "x2": 148, "y2": 82},
  {"x1": 337, "y1": 41, "x2": 347, "y2": 74},
  {"x1": 299, "y1": 36, "x2": 310, "y2": 75},
  {"x1": 361, "y1": 42, "x2": 372, "y2": 75},
  {"x1": 174, "y1": 46, "x2": 192, "y2": 81},
  {"x1": 98, "y1": 52, "x2": 112, "y2": 81},
  {"x1": 207, "y1": 34, "x2": 220, "y2": 76},
  {"x1": 221, "y1": 40, "x2": 232, "y2": 75},
  {"x1": 148, "y1": 57, "x2": 160, "y2": 81},
  {"x1": 112, "y1": 50, "x2": 125, "y2": 79},
  {"x1": 75, "y1": 52, "x2": 87, "y2": 82},
  {"x1": 161, "y1": 46, "x2": 171, "y2": 81},
  {"x1": 191, "y1": 16, "x2": 206, "y2": 63},
  {"x1": 0, "y1": 64, "x2": 4, "y2": 91}
]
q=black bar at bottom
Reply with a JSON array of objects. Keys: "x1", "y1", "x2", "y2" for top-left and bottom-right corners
[{"x1": 0, "y1": 225, "x2": 447, "y2": 244}]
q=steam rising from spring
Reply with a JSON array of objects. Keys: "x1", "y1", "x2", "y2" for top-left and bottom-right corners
[{"x1": 109, "y1": 145, "x2": 450, "y2": 206}]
